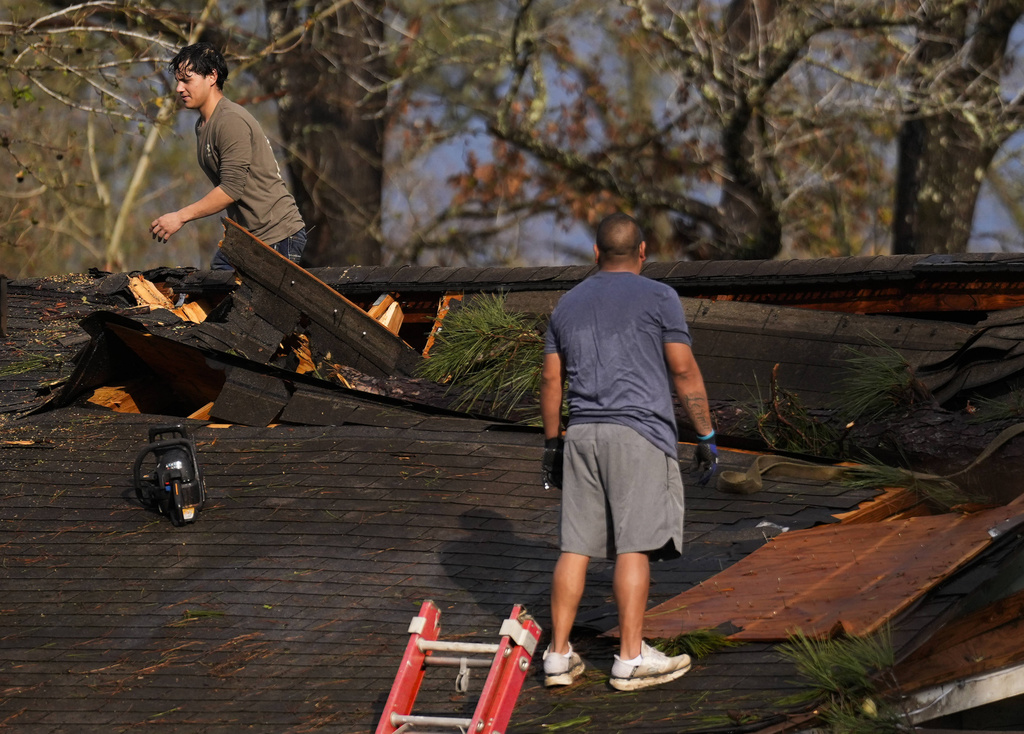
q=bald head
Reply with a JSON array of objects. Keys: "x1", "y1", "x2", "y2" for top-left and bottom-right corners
[{"x1": 596, "y1": 213, "x2": 644, "y2": 266}]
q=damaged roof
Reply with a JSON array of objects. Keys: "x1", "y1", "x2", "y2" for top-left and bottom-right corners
[{"x1": 3, "y1": 225, "x2": 1024, "y2": 732}]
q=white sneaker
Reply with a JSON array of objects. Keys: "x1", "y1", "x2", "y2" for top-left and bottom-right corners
[
  {"x1": 542, "y1": 644, "x2": 585, "y2": 687},
  {"x1": 610, "y1": 641, "x2": 691, "y2": 691}
]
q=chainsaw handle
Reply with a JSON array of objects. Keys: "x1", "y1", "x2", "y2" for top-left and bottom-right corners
[
  {"x1": 147, "y1": 423, "x2": 190, "y2": 444},
  {"x1": 132, "y1": 438, "x2": 195, "y2": 486}
]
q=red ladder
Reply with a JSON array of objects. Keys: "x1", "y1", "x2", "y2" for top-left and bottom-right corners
[{"x1": 376, "y1": 600, "x2": 542, "y2": 734}]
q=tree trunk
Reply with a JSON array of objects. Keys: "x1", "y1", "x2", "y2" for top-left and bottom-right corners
[
  {"x1": 262, "y1": 0, "x2": 386, "y2": 266},
  {"x1": 720, "y1": 0, "x2": 783, "y2": 260},
  {"x1": 897, "y1": 113, "x2": 996, "y2": 255},
  {"x1": 893, "y1": 1, "x2": 1020, "y2": 255}
]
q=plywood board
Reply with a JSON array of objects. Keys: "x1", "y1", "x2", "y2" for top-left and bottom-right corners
[{"x1": 639, "y1": 506, "x2": 1024, "y2": 641}]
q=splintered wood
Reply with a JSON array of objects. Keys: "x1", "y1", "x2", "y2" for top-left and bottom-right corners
[
  {"x1": 128, "y1": 275, "x2": 210, "y2": 324},
  {"x1": 639, "y1": 505, "x2": 1024, "y2": 641}
]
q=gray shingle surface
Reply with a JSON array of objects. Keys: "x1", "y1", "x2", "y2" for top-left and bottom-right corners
[{"x1": 5, "y1": 265, "x2": 1023, "y2": 732}]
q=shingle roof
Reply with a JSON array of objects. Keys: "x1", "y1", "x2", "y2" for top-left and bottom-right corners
[
  {"x1": 4, "y1": 235, "x2": 1024, "y2": 732},
  {"x1": 0, "y1": 403, "x2": 878, "y2": 733}
]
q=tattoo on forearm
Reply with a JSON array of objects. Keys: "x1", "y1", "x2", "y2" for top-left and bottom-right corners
[{"x1": 683, "y1": 395, "x2": 713, "y2": 434}]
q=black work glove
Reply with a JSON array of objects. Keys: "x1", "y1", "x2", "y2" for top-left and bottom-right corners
[
  {"x1": 691, "y1": 431, "x2": 718, "y2": 486},
  {"x1": 542, "y1": 437, "x2": 564, "y2": 490}
]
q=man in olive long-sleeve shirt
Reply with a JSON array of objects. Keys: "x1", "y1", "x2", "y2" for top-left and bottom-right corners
[{"x1": 150, "y1": 42, "x2": 306, "y2": 270}]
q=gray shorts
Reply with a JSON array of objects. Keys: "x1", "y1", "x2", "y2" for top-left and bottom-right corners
[{"x1": 560, "y1": 423, "x2": 685, "y2": 561}]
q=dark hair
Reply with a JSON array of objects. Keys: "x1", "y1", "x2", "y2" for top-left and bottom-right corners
[
  {"x1": 596, "y1": 212, "x2": 644, "y2": 259},
  {"x1": 170, "y1": 42, "x2": 228, "y2": 89}
]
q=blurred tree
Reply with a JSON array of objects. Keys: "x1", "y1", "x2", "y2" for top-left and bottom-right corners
[
  {"x1": 4, "y1": 1, "x2": 1024, "y2": 278},
  {"x1": 391, "y1": 0, "x2": 1024, "y2": 259},
  {"x1": 892, "y1": 0, "x2": 1024, "y2": 255},
  {"x1": 261, "y1": 0, "x2": 387, "y2": 267},
  {"x1": 0, "y1": 0, "x2": 387, "y2": 276}
]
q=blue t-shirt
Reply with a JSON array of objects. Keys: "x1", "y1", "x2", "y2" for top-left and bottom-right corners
[{"x1": 544, "y1": 270, "x2": 691, "y2": 457}]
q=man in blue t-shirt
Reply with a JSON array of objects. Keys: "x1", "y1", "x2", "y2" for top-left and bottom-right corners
[{"x1": 539, "y1": 212, "x2": 717, "y2": 692}]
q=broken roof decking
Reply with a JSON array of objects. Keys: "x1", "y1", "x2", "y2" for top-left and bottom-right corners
[
  {"x1": 207, "y1": 220, "x2": 421, "y2": 378},
  {"x1": 310, "y1": 257, "x2": 1024, "y2": 411},
  {"x1": 52, "y1": 311, "x2": 478, "y2": 430},
  {"x1": 640, "y1": 504, "x2": 1024, "y2": 642}
]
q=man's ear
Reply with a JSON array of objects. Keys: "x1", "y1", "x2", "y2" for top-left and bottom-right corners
[
  {"x1": 593, "y1": 243, "x2": 600, "y2": 263},
  {"x1": 639, "y1": 240, "x2": 647, "y2": 262}
]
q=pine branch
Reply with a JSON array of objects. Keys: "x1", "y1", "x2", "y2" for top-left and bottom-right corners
[{"x1": 418, "y1": 293, "x2": 545, "y2": 419}]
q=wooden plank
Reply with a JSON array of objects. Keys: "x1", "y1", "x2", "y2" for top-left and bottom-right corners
[
  {"x1": 893, "y1": 589, "x2": 1024, "y2": 691},
  {"x1": 367, "y1": 294, "x2": 404, "y2": 335},
  {"x1": 172, "y1": 300, "x2": 211, "y2": 324},
  {"x1": 422, "y1": 294, "x2": 462, "y2": 358},
  {"x1": 832, "y1": 488, "x2": 924, "y2": 524},
  {"x1": 366, "y1": 293, "x2": 395, "y2": 320},
  {"x1": 86, "y1": 384, "x2": 145, "y2": 413},
  {"x1": 188, "y1": 401, "x2": 215, "y2": 420},
  {"x1": 637, "y1": 505, "x2": 1024, "y2": 642},
  {"x1": 219, "y1": 219, "x2": 420, "y2": 378}
]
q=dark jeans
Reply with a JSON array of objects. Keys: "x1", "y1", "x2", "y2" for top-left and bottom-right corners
[{"x1": 211, "y1": 228, "x2": 307, "y2": 271}]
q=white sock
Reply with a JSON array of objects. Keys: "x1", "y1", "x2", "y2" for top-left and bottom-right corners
[{"x1": 617, "y1": 652, "x2": 642, "y2": 665}]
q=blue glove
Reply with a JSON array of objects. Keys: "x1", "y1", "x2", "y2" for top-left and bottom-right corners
[
  {"x1": 692, "y1": 430, "x2": 718, "y2": 486},
  {"x1": 542, "y1": 437, "x2": 564, "y2": 490}
]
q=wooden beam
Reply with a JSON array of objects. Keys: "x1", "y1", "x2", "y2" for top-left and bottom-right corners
[{"x1": 218, "y1": 219, "x2": 420, "y2": 377}]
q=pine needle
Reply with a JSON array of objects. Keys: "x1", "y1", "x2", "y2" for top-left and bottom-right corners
[
  {"x1": 0, "y1": 355, "x2": 54, "y2": 376},
  {"x1": 838, "y1": 339, "x2": 929, "y2": 422},
  {"x1": 967, "y1": 388, "x2": 1024, "y2": 424},
  {"x1": 738, "y1": 367, "x2": 839, "y2": 456},
  {"x1": 776, "y1": 629, "x2": 903, "y2": 733},
  {"x1": 777, "y1": 629, "x2": 892, "y2": 699},
  {"x1": 417, "y1": 293, "x2": 545, "y2": 419},
  {"x1": 842, "y1": 463, "x2": 972, "y2": 510},
  {"x1": 652, "y1": 629, "x2": 743, "y2": 659}
]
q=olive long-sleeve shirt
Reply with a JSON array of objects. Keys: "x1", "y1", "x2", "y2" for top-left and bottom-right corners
[{"x1": 196, "y1": 98, "x2": 304, "y2": 245}]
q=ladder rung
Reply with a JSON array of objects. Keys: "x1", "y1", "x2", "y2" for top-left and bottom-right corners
[
  {"x1": 423, "y1": 655, "x2": 493, "y2": 668},
  {"x1": 391, "y1": 713, "x2": 473, "y2": 729},
  {"x1": 418, "y1": 640, "x2": 499, "y2": 655}
]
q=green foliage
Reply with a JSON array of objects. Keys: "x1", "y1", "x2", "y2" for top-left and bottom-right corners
[
  {"x1": 0, "y1": 355, "x2": 53, "y2": 376},
  {"x1": 652, "y1": 629, "x2": 743, "y2": 659},
  {"x1": 838, "y1": 340, "x2": 929, "y2": 423},
  {"x1": 777, "y1": 629, "x2": 905, "y2": 733},
  {"x1": 967, "y1": 388, "x2": 1024, "y2": 424},
  {"x1": 779, "y1": 629, "x2": 893, "y2": 698},
  {"x1": 841, "y1": 463, "x2": 972, "y2": 511},
  {"x1": 417, "y1": 293, "x2": 545, "y2": 420},
  {"x1": 11, "y1": 86, "x2": 35, "y2": 106}
]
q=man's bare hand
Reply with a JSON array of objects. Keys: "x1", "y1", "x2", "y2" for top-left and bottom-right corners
[{"x1": 150, "y1": 212, "x2": 184, "y2": 243}]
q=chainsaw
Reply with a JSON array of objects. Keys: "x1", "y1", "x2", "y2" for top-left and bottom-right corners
[{"x1": 133, "y1": 424, "x2": 207, "y2": 526}]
